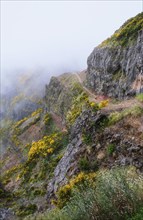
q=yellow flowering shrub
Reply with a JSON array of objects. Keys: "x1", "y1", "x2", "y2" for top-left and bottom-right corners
[
  {"x1": 98, "y1": 99, "x2": 109, "y2": 108},
  {"x1": 3, "y1": 164, "x2": 22, "y2": 185},
  {"x1": 53, "y1": 172, "x2": 96, "y2": 208},
  {"x1": 13, "y1": 108, "x2": 42, "y2": 131},
  {"x1": 14, "y1": 117, "x2": 28, "y2": 129},
  {"x1": 66, "y1": 93, "x2": 109, "y2": 126},
  {"x1": 90, "y1": 102, "x2": 96, "y2": 108},
  {"x1": 31, "y1": 108, "x2": 42, "y2": 117},
  {"x1": 28, "y1": 132, "x2": 62, "y2": 160},
  {"x1": 66, "y1": 92, "x2": 88, "y2": 126},
  {"x1": 44, "y1": 113, "x2": 52, "y2": 126}
]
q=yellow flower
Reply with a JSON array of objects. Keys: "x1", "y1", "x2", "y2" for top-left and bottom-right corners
[
  {"x1": 50, "y1": 139, "x2": 54, "y2": 145},
  {"x1": 90, "y1": 102, "x2": 96, "y2": 107},
  {"x1": 47, "y1": 148, "x2": 54, "y2": 154},
  {"x1": 99, "y1": 100, "x2": 109, "y2": 108}
]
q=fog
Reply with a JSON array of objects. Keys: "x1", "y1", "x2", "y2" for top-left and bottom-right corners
[{"x1": 1, "y1": 0, "x2": 142, "y2": 92}]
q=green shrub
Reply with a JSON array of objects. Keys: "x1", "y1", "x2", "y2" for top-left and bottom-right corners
[
  {"x1": 16, "y1": 204, "x2": 37, "y2": 217},
  {"x1": 78, "y1": 157, "x2": 90, "y2": 171},
  {"x1": 107, "y1": 143, "x2": 116, "y2": 155},
  {"x1": 78, "y1": 157, "x2": 98, "y2": 172},
  {"x1": 128, "y1": 207, "x2": 143, "y2": 220},
  {"x1": 38, "y1": 167, "x2": 143, "y2": 220},
  {"x1": 82, "y1": 133, "x2": 92, "y2": 144}
]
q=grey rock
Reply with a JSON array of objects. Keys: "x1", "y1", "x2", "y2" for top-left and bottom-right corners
[
  {"x1": 127, "y1": 146, "x2": 141, "y2": 152},
  {"x1": 86, "y1": 30, "x2": 143, "y2": 99},
  {"x1": 0, "y1": 208, "x2": 15, "y2": 220},
  {"x1": 47, "y1": 110, "x2": 107, "y2": 200}
]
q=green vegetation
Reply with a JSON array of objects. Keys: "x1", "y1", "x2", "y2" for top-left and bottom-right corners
[
  {"x1": 82, "y1": 132, "x2": 92, "y2": 144},
  {"x1": 17, "y1": 131, "x2": 68, "y2": 182},
  {"x1": 78, "y1": 157, "x2": 90, "y2": 171},
  {"x1": 128, "y1": 208, "x2": 143, "y2": 220},
  {"x1": 108, "y1": 105, "x2": 143, "y2": 125},
  {"x1": 16, "y1": 204, "x2": 37, "y2": 217},
  {"x1": 28, "y1": 167, "x2": 143, "y2": 220},
  {"x1": 27, "y1": 168, "x2": 143, "y2": 220},
  {"x1": 136, "y1": 93, "x2": 143, "y2": 102},
  {"x1": 66, "y1": 82, "x2": 109, "y2": 127},
  {"x1": 66, "y1": 84, "x2": 89, "y2": 126},
  {"x1": 112, "y1": 70, "x2": 123, "y2": 81},
  {"x1": 78, "y1": 157, "x2": 98, "y2": 172},
  {"x1": 100, "y1": 12, "x2": 143, "y2": 47},
  {"x1": 107, "y1": 143, "x2": 116, "y2": 155},
  {"x1": 52, "y1": 172, "x2": 96, "y2": 208}
]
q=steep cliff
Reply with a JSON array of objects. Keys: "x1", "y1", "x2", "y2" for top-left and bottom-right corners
[
  {"x1": 44, "y1": 72, "x2": 83, "y2": 120},
  {"x1": 86, "y1": 12, "x2": 143, "y2": 99}
]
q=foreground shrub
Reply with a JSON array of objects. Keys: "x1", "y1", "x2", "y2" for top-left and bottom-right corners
[
  {"x1": 128, "y1": 207, "x2": 143, "y2": 220},
  {"x1": 53, "y1": 172, "x2": 96, "y2": 208},
  {"x1": 35, "y1": 167, "x2": 143, "y2": 220}
]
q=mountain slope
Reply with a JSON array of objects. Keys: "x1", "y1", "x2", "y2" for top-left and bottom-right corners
[{"x1": 0, "y1": 13, "x2": 143, "y2": 220}]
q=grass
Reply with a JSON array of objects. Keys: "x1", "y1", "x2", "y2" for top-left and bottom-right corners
[
  {"x1": 100, "y1": 12, "x2": 143, "y2": 47},
  {"x1": 108, "y1": 105, "x2": 143, "y2": 125},
  {"x1": 136, "y1": 94, "x2": 143, "y2": 102},
  {"x1": 25, "y1": 167, "x2": 143, "y2": 220}
]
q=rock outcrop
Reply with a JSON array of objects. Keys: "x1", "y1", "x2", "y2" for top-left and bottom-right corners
[
  {"x1": 0, "y1": 209, "x2": 15, "y2": 220},
  {"x1": 44, "y1": 73, "x2": 78, "y2": 120},
  {"x1": 47, "y1": 110, "x2": 107, "y2": 199},
  {"x1": 47, "y1": 107, "x2": 143, "y2": 201},
  {"x1": 86, "y1": 14, "x2": 143, "y2": 99}
]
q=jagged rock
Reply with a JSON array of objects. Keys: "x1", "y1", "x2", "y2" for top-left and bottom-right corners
[
  {"x1": 127, "y1": 146, "x2": 141, "y2": 152},
  {"x1": 86, "y1": 29, "x2": 143, "y2": 99},
  {"x1": 44, "y1": 73, "x2": 78, "y2": 120},
  {"x1": 0, "y1": 208, "x2": 15, "y2": 220},
  {"x1": 47, "y1": 110, "x2": 107, "y2": 200},
  {"x1": 47, "y1": 136, "x2": 84, "y2": 200}
]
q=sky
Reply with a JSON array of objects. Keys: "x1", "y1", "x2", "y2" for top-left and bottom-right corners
[{"x1": 1, "y1": 0, "x2": 143, "y2": 78}]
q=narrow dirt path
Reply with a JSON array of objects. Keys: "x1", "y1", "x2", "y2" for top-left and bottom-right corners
[
  {"x1": 74, "y1": 72, "x2": 143, "y2": 112},
  {"x1": 103, "y1": 99, "x2": 143, "y2": 113},
  {"x1": 75, "y1": 73, "x2": 97, "y2": 99}
]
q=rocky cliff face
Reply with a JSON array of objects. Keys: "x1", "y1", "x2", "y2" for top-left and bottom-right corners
[
  {"x1": 47, "y1": 110, "x2": 106, "y2": 199},
  {"x1": 47, "y1": 107, "x2": 143, "y2": 201},
  {"x1": 44, "y1": 73, "x2": 81, "y2": 120},
  {"x1": 86, "y1": 15, "x2": 143, "y2": 99}
]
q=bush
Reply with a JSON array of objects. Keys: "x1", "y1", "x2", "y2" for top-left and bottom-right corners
[
  {"x1": 78, "y1": 157, "x2": 90, "y2": 171},
  {"x1": 39, "y1": 167, "x2": 143, "y2": 220},
  {"x1": 16, "y1": 204, "x2": 37, "y2": 217},
  {"x1": 128, "y1": 207, "x2": 143, "y2": 220},
  {"x1": 53, "y1": 172, "x2": 96, "y2": 208},
  {"x1": 78, "y1": 157, "x2": 98, "y2": 172}
]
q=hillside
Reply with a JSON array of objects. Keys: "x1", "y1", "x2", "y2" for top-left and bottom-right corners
[{"x1": 0, "y1": 13, "x2": 143, "y2": 220}]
